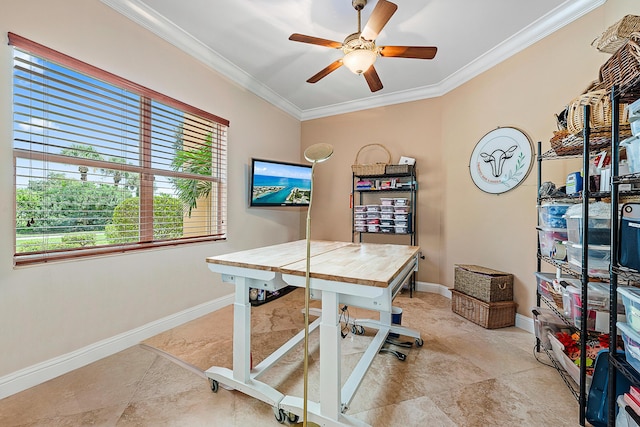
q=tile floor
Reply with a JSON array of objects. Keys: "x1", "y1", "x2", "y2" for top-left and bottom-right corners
[{"x1": 0, "y1": 290, "x2": 584, "y2": 426}]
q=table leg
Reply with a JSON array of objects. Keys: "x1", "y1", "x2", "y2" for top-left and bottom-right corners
[
  {"x1": 233, "y1": 276, "x2": 251, "y2": 382},
  {"x1": 320, "y1": 290, "x2": 341, "y2": 419},
  {"x1": 206, "y1": 276, "x2": 285, "y2": 408}
]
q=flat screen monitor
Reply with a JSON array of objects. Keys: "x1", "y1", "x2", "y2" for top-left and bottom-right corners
[{"x1": 250, "y1": 158, "x2": 312, "y2": 207}]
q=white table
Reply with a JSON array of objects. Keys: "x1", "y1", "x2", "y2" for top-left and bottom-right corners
[{"x1": 205, "y1": 240, "x2": 421, "y2": 427}]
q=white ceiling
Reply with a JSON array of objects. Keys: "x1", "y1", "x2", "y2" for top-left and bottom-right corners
[{"x1": 100, "y1": 0, "x2": 605, "y2": 120}]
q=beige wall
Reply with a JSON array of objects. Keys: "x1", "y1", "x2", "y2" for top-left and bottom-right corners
[
  {"x1": 0, "y1": 0, "x2": 302, "y2": 378},
  {"x1": 304, "y1": 0, "x2": 640, "y2": 315}
]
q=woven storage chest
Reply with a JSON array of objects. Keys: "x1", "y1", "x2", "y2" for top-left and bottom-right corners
[
  {"x1": 454, "y1": 264, "x2": 513, "y2": 302},
  {"x1": 451, "y1": 289, "x2": 517, "y2": 329}
]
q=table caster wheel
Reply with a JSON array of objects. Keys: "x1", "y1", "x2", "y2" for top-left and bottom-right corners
[
  {"x1": 351, "y1": 325, "x2": 365, "y2": 335},
  {"x1": 274, "y1": 408, "x2": 286, "y2": 424},
  {"x1": 415, "y1": 338, "x2": 424, "y2": 347},
  {"x1": 287, "y1": 413, "x2": 299, "y2": 423},
  {"x1": 397, "y1": 352, "x2": 407, "y2": 361},
  {"x1": 209, "y1": 378, "x2": 219, "y2": 393}
]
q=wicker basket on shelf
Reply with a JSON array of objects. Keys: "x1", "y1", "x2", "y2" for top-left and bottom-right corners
[
  {"x1": 351, "y1": 143, "x2": 391, "y2": 176},
  {"x1": 592, "y1": 15, "x2": 640, "y2": 54},
  {"x1": 599, "y1": 32, "x2": 640, "y2": 90},
  {"x1": 550, "y1": 132, "x2": 622, "y2": 157},
  {"x1": 566, "y1": 82, "x2": 630, "y2": 135},
  {"x1": 549, "y1": 290, "x2": 564, "y2": 310}
]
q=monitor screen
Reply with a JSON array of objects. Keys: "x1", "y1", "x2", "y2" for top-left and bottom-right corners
[{"x1": 250, "y1": 158, "x2": 312, "y2": 207}]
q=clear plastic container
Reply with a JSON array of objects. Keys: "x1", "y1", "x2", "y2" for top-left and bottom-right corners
[
  {"x1": 617, "y1": 322, "x2": 640, "y2": 373},
  {"x1": 548, "y1": 332, "x2": 592, "y2": 391},
  {"x1": 566, "y1": 216, "x2": 611, "y2": 245},
  {"x1": 566, "y1": 243, "x2": 611, "y2": 277},
  {"x1": 394, "y1": 225, "x2": 408, "y2": 233},
  {"x1": 538, "y1": 227, "x2": 568, "y2": 258},
  {"x1": 380, "y1": 225, "x2": 393, "y2": 233},
  {"x1": 622, "y1": 135, "x2": 640, "y2": 173},
  {"x1": 619, "y1": 286, "x2": 640, "y2": 333},
  {"x1": 564, "y1": 201, "x2": 611, "y2": 245},
  {"x1": 538, "y1": 203, "x2": 574, "y2": 228},
  {"x1": 533, "y1": 306, "x2": 570, "y2": 349}
]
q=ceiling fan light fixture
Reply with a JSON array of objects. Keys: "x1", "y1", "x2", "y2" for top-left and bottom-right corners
[{"x1": 342, "y1": 49, "x2": 377, "y2": 75}]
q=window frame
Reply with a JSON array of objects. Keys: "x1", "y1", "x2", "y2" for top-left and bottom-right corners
[{"x1": 10, "y1": 32, "x2": 229, "y2": 266}]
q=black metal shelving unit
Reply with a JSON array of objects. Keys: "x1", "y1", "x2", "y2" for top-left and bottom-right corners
[
  {"x1": 352, "y1": 166, "x2": 418, "y2": 294},
  {"x1": 535, "y1": 108, "x2": 601, "y2": 426},
  {"x1": 607, "y1": 83, "x2": 640, "y2": 426}
]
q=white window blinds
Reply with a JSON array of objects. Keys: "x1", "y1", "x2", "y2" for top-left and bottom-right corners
[{"x1": 10, "y1": 33, "x2": 228, "y2": 265}]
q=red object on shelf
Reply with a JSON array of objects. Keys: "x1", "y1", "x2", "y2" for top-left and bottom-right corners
[{"x1": 625, "y1": 392, "x2": 640, "y2": 416}]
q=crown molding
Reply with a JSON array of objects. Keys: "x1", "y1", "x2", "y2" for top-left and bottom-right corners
[
  {"x1": 100, "y1": 0, "x2": 304, "y2": 120},
  {"x1": 101, "y1": 0, "x2": 605, "y2": 121}
]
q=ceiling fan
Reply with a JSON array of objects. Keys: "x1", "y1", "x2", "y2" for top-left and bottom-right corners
[{"x1": 289, "y1": 0, "x2": 437, "y2": 92}]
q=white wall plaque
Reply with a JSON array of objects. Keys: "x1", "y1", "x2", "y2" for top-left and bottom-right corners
[{"x1": 469, "y1": 127, "x2": 534, "y2": 194}]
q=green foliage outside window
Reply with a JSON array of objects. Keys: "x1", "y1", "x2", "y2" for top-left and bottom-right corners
[{"x1": 105, "y1": 195, "x2": 184, "y2": 244}]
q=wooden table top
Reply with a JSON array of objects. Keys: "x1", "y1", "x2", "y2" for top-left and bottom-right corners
[{"x1": 206, "y1": 240, "x2": 420, "y2": 288}]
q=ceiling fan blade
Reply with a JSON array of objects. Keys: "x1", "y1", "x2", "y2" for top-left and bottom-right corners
[
  {"x1": 307, "y1": 59, "x2": 344, "y2": 83},
  {"x1": 380, "y1": 46, "x2": 438, "y2": 59},
  {"x1": 363, "y1": 65, "x2": 383, "y2": 92},
  {"x1": 289, "y1": 33, "x2": 343, "y2": 49},
  {"x1": 360, "y1": 0, "x2": 398, "y2": 41}
]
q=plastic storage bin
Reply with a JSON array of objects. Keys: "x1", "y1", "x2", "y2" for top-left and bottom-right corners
[
  {"x1": 617, "y1": 322, "x2": 640, "y2": 373},
  {"x1": 538, "y1": 203, "x2": 574, "y2": 228},
  {"x1": 366, "y1": 205, "x2": 380, "y2": 212},
  {"x1": 619, "y1": 286, "x2": 640, "y2": 332},
  {"x1": 548, "y1": 332, "x2": 592, "y2": 391},
  {"x1": 622, "y1": 135, "x2": 640, "y2": 173},
  {"x1": 394, "y1": 225, "x2": 408, "y2": 233},
  {"x1": 393, "y1": 198, "x2": 409, "y2": 206},
  {"x1": 354, "y1": 205, "x2": 367, "y2": 212},
  {"x1": 536, "y1": 272, "x2": 578, "y2": 307},
  {"x1": 379, "y1": 198, "x2": 394, "y2": 206},
  {"x1": 537, "y1": 227, "x2": 568, "y2": 258},
  {"x1": 566, "y1": 243, "x2": 611, "y2": 278},
  {"x1": 566, "y1": 216, "x2": 611, "y2": 245},
  {"x1": 565, "y1": 282, "x2": 617, "y2": 333},
  {"x1": 532, "y1": 306, "x2": 570, "y2": 349}
]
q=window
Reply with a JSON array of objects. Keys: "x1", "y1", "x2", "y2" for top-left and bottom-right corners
[{"x1": 10, "y1": 33, "x2": 228, "y2": 266}]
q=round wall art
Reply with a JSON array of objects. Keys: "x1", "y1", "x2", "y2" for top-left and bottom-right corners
[{"x1": 469, "y1": 127, "x2": 534, "y2": 194}]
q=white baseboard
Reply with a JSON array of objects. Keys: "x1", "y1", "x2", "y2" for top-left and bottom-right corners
[
  {"x1": 0, "y1": 294, "x2": 233, "y2": 400},
  {"x1": 415, "y1": 281, "x2": 533, "y2": 334}
]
